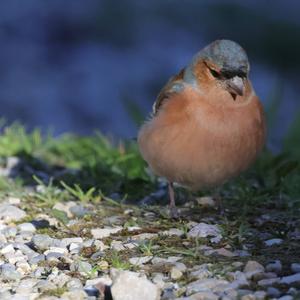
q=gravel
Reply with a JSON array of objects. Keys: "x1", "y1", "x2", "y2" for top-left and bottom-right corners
[{"x1": 0, "y1": 191, "x2": 298, "y2": 299}]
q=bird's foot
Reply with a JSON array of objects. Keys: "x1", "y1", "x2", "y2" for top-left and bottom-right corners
[{"x1": 169, "y1": 205, "x2": 179, "y2": 219}]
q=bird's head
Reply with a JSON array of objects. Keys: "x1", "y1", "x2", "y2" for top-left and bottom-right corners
[{"x1": 186, "y1": 39, "x2": 250, "y2": 98}]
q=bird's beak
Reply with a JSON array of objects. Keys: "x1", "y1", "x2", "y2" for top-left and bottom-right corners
[{"x1": 226, "y1": 76, "x2": 244, "y2": 96}]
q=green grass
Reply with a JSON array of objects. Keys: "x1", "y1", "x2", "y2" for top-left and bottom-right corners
[{"x1": 0, "y1": 120, "x2": 298, "y2": 216}]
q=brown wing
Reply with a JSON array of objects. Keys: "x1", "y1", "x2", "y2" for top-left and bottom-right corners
[{"x1": 152, "y1": 68, "x2": 185, "y2": 115}]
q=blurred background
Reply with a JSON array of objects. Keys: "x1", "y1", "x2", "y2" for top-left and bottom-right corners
[{"x1": 0, "y1": 0, "x2": 299, "y2": 150}]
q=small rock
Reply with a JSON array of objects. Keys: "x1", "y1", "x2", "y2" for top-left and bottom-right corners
[
  {"x1": 152, "y1": 273, "x2": 166, "y2": 289},
  {"x1": 151, "y1": 257, "x2": 181, "y2": 265},
  {"x1": 244, "y1": 261, "x2": 265, "y2": 273},
  {"x1": 243, "y1": 261, "x2": 265, "y2": 279},
  {"x1": 15, "y1": 278, "x2": 38, "y2": 294},
  {"x1": 2, "y1": 226, "x2": 17, "y2": 238},
  {"x1": 69, "y1": 242, "x2": 82, "y2": 253},
  {"x1": 254, "y1": 290, "x2": 267, "y2": 300},
  {"x1": 170, "y1": 266, "x2": 183, "y2": 280},
  {"x1": 278, "y1": 296, "x2": 293, "y2": 300},
  {"x1": 29, "y1": 254, "x2": 45, "y2": 265},
  {"x1": 266, "y1": 260, "x2": 282, "y2": 273},
  {"x1": 46, "y1": 252, "x2": 65, "y2": 260},
  {"x1": 85, "y1": 275, "x2": 112, "y2": 287},
  {"x1": 91, "y1": 227, "x2": 122, "y2": 239},
  {"x1": 90, "y1": 250, "x2": 104, "y2": 260},
  {"x1": 204, "y1": 247, "x2": 236, "y2": 257},
  {"x1": 267, "y1": 287, "x2": 281, "y2": 298},
  {"x1": 196, "y1": 196, "x2": 216, "y2": 208},
  {"x1": 35, "y1": 279, "x2": 57, "y2": 292},
  {"x1": 174, "y1": 262, "x2": 187, "y2": 272},
  {"x1": 61, "y1": 237, "x2": 83, "y2": 248},
  {"x1": 1, "y1": 244, "x2": 15, "y2": 255},
  {"x1": 111, "y1": 270, "x2": 160, "y2": 300},
  {"x1": 187, "y1": 223, "x2": 222, "y2": 243},
  {"x1": 44, "y1": 246, "x2": 68, "y2": 255},
  {"x1": 70, "y1": 261, "x2": 92, "y2": 274},
  {"x1": 61, "y1": 289, "x2": 88, "y2": 300},
  {"x1": 130, "y1": 233, "x2": 158, "y2": 241},
  {"x1": 228, "y1": 271, "x2": 249, "y2": 289},
  {"x1": 186, "y1": 278, "x2": 229, "y2": 295},
  {"x1": 7, "y1": 196, "x2": 21, "y2": 205},
  {"x1": 111, "y1": 240, "x2": 126, "y2": 251},
  {"x1": 17, "y1": 223, "x2": 36, "y2": 233},
  {"x1": 129, "y1": 256, "x2": 153, "y2": 266},
  {"x1": 257, "y1": 277, "x2": 280, "y2": 287},
  {"x1": 16, "y1": 261, "x2": 31, "y2": 274},
  {"x1": 32, "y1": 234, "x2": 54, "y2": 251},
  {"x1": 69, "y1": 204, "x2": 90, "y2": 217},
  {"x1": 190, "y1": 265, "x2": 212, "y2": 280},
  {"x1": 161, "y1": 228, "x2": 184, "y2": 237},
  {"x1": 241, "y1": 294, "x2": 256, "y2": 300},
  {"x1": 66, "y1": 278, "x2": 83, "y2": 290},
  {"x1": 0, "y1": 263, "x2": 22, "y2": 281},
  {"x1": 0, "y1": 204, "x2": 26, "y2": 222},
  {"x1": 264, "y1": 238, "x2": 283, "y2": 246},
  {"x1": 280, "y1": 273, "x2": 300, "y2": 285},
  {"x1": 291, "y1": 263, "x2": 300, "y2": 273},
  {"x1": 183, "y1": 291, "x2": 219, "y2": 300}
]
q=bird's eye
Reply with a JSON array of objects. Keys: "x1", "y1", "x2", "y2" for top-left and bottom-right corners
[{"x1": 209, "y1": 69, "x2": 221, "y2": 79}]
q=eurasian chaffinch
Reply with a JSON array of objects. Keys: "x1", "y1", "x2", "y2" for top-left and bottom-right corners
[{"x1": 138, "y1": 39, "x2": 266, "y2": 217}]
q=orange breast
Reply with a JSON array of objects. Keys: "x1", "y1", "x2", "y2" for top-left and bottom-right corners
[{"x1": 138, "y1": 87, "x2": 266, "y2": 190}]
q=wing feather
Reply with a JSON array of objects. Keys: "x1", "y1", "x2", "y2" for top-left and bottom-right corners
[{"x1": 152, "y1": 68, "x2": 185, "y2": 115}]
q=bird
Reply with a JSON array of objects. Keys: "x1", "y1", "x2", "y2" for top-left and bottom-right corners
[{"x1": 138, "y1": 39, "x2": 266, "y2": 218}]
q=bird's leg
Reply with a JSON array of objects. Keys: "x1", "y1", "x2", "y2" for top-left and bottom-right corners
[{"x1": 168, "y1": 181, "x2": 179, "y2": 218}]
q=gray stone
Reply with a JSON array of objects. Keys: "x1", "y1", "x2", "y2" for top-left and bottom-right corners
[
  {"x1": 266, "y1": 260, "x2": 282, "y2": 273},
  {"x1": 46, "y1": 252, "x2": 65, "y2": 260},
  {"x1": 291, "y1": 263, "x2": 300, "y2": 273},
  {"x1": 267, "y1": 287, "x2": 281, "y2": 298},
  {"x1": 254, "y1": 290, "x2": 267, "y2": 300},
  {"x1": 1, "y1": 243, "x2": 15, "y2": 254},
  {"x1": 15, "y1": 278, "x2": 38, "y2": 294},
  {"x1": 170, "y1": 266, "x2": 183, "y2": 280},
  {"x1": 91, "y1": 226, "x2": 122, "y2": 239},
  {"x1": 187, "y1": 223, "x2": 222, "y2": 243},
  {"x1": 67, "y1": 278, "x2": 84, "y2": 290},
  {"x1": 161, "y1": 228, "x2": 184, "y2": 237},
  {"x1": 278, "y1": 296, "x2": 293, "y2": 300},
  {"x1": 186, "y1": 279, "x2": 229, "y2": 295},
  {"x1": 196, "y1": 196, "x2": 216, "y2": 208},
  {"x1": 69, "y1": 205, "x2": 90, "y2": 217},
  {"x1": 0, "y1": 204, "x2": 26, "y2": 222},
  {"x1": 129, "y1": 256, "x2": 153, "y2": 266},
  {"x1": 280, "y1": 273, "x2": 300, "y2": 285},
  {"x1": 35, "y1": 279, "x2": 57, "y2": 292},
  {"x1": 0, "y1": 263, "x2": 22, "y2": 281},
  {"x1": 177, "y1": 291, "x2": 219, "y2": 300},
  {"x1": 17, "y1": 223, "x2": 36, "y2": 233},
  {"x1": 111, "y1": 270, "x2": 160, "y2": 300},
  {"x1": 29, "y1": 254, "x2": 45, "y2": 265},
  {"x1": 90, "y1": 250, "x2": 104, "y2": 260},
  {"x1": 243, "y1": 261, "x2": 264, "y2": 273},
  {"x1": 243, "y1": 261, "x2": 265, "y2": 279},
  {"x1": 228, "y1": 271, "x2": 249, "y2": 289},
  {"x1": 70, "y1": 261, "x2": 92, "y2": 274},
  {"x1": 61, "y1": 237, "x2": 83, "y2": 248},
  {"x1": 257, "y1": 277, "x2": 280, "y2": 286},
  {"x1": 32, "y1": 234, "x2": 54, "y2": 251},
  {"x1": 264, "y1": 238, "x2": 283, "y2": 246}
]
